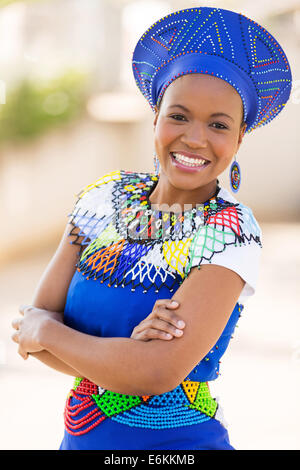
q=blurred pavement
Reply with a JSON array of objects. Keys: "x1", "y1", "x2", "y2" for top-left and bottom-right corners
[{"x1": 0, "y1": 222, "x2": 299, "y2": 450}]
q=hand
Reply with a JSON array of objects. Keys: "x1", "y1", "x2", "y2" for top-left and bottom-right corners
[
  {"x1": 11, "y1": 305, "x2": 64, "y2": 360},
  {"x1": 130, "y1": 299, "x2": 185, "y2": 342}
]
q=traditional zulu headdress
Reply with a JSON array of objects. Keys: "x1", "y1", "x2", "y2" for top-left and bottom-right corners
[{"x1": 132, "y1": 7, "x2": 292, "y2": 134}]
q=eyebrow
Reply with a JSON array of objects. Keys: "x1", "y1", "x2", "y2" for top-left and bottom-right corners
[{"x1": 167, "y1": 104, "x2": 234, "y2": 122}]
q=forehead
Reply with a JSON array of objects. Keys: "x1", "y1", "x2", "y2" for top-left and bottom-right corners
[{"x1": 160, "y1": 73, "x2": 243, "y2": 111}]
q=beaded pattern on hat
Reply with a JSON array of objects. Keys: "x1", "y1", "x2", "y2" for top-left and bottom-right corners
[{"x1": 132, "y1": 7, "x2": 292, "y2": 133}]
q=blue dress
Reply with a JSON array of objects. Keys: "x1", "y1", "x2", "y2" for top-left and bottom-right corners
[{"x1": 59, "y1": 170, "x2": 262, "y2": 450}]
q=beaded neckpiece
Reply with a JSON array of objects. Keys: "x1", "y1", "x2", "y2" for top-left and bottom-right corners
[{"x1": 69, "y1": 170, "x2": 262, "y2": 294}]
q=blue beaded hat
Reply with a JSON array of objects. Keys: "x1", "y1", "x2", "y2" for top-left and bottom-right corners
[{"x1": 132, "y1": 7, "x2": 292, "y2": 133}]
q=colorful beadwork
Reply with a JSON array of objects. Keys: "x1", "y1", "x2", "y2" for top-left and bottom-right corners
[
  {"x1": 64, "y1": 170, "x2": 258, "y2": 435},
  {"x1": 230, "y1": 160, "x2": 241, "y2": 193},
  {"x1": 132, "y1": 7, "x2": 292, "y2": 133},
  {"x1": 64, "y1": 378, "x2": 217, "y2": 435},
  {"x1": 69, "y1": 170, "x2": 262, "y2": 293}
]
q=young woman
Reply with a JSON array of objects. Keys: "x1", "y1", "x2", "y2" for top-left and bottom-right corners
[{"x1": 11, "y1": 7, "x2": 292, "y2": 450}]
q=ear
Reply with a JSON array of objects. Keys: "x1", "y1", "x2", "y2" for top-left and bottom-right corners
[
  {"x1": 236, "y1": 122, "x2": 247, "y2": 152},
  {"x1": 153, "y1": 105, "x2": 159, "y2": 128}
]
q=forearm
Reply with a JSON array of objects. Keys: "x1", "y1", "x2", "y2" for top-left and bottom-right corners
[
  {"x1": 30, "y1": 350, "x2": 83, "y2": 377},
  {"x1": 38, "y1": 319, "x2": 163, "y2": 396}
]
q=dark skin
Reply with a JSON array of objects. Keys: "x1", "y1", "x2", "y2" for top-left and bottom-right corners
[
  {"x1": 132, "y1": 73, "x2": 247, "y2": 341},
  {"x1": 151, "y1": 73, "x2": 246, "y2": 209},
  {"x1": 11, "y1": 73, "x2": 247, "y2": 396}
]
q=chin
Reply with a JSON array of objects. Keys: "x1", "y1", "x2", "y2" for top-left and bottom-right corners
[{"x1": 164, "y1": 170, "x2": 208, "y2": 191}]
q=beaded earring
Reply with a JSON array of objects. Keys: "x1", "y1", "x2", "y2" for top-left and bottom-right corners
[
  {"x1": 153, "y1": 152, "x2": 160, "y2": 176},
  {"x1": 229, "y1": 154, "x2": 241, "y2": 193}
]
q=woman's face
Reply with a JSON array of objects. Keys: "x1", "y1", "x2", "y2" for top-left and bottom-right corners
[{"x1": 153, "y1": 73, "x2": 247, "y2": 194}]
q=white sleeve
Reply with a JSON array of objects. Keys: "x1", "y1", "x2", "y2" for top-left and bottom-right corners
[
  {"x1": 68, "y1": 171, "x2": 119, "y2": 245},
  {"x1": 184, "y1": 204, "x2": 263, "y2": 302}
]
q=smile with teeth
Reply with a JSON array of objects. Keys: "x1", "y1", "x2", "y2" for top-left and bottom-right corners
[{"x1": 171, "y1": 152, "x2": 209, "y2": 167}]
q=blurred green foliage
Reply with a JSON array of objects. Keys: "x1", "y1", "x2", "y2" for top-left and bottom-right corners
[
  {"x1": 0, "y1": 70, "x2": 88, "y2": 143},
  {"x1": 0, "y1": 0, "x2": 40, "y2": 8}
]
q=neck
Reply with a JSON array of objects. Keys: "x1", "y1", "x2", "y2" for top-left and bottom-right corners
[{"x1": 148, "y1": 174, "x2": 219, "y2": 212}]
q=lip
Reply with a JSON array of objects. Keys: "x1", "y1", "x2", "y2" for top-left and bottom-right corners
[{"x1": 170, "y1": 151, "x2": 211, "y2": 173}]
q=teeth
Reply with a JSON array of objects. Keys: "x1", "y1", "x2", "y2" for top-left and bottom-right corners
[{"x1": 172, "y1": 153, "x2": 208, "y2": 167}]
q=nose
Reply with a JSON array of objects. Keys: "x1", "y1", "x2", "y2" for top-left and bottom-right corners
[{"x1": 180, "y1": 122, "x2": 207, "y2": 149}]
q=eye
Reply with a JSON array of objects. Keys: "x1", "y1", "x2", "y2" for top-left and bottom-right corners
[
  {"x1": 169, "y1": 114, "x2": 186, "y2": 121},
  {"x1": 211, "y1": 122, "x2": 228, "y2": 130}
]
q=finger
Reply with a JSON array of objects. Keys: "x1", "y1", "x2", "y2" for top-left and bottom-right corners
[
  {"x1": 130, "y1": 320, "x2": 148, "y2": 336},
  {"x1": 12, "y1": 318, "x2": 21, "y2": 330},
  {"x1": 140, "y1": 318, "x2": 183, "y2": 337},
  {"x1": 155, "y1": 305, "x2": 185, "y2": 329},
  {"x1": 11, "y1": 332, "x2": 19, "y2": 343},
  {"x1": 19, "y1": 305, "x2": 32, "y2": 316},
  {"x1": 154, "y1": 299, "x2": 179, "y2": 309},
  {"x1": 134, "y1": 328, "x2": 173, "y2": 342},
  {"x1": 153, "y1": 317, "x2": 184, "y2": 336},
  {"x1": 18, "y1": 346, "x2": 28, "y2": 360}
]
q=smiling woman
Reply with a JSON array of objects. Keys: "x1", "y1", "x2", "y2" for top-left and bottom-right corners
[
  {"x1": 12, "y1": 6, "x2": 292, "y2": 451},
  {"x1": 151, "y1": 73, "x2": 247, "y2": 209}
]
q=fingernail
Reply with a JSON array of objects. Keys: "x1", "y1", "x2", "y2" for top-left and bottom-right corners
[
  {"x1": 177, "y1": 320, "x2": 185, "y2": 328},
  {"x1": 171, "y1": 300, "x2": 178, "y2": 306},
  {"x1": 175, "y1": 329, "x2": 183, "y2": 335}
]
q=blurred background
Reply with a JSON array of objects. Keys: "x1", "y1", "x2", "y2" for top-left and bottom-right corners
[{"x1": 0, "y1": 0, "x2": 299, "y2": 450}]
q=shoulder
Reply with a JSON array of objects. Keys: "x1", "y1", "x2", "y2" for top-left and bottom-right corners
[
  {"x1": 73, "y1": 170, "x2": 122, "y2": 214},
  {"x1": 74, "y1": 169, "x2": 156, "y2": 208},
  {"x1": 77, "y1": 169, "x2": 122, "y2": 198},
  {"x1": 185, "y1": 187, "x2": 263, "y2": 299},
  {"x1": 68, "y1": 169, "x2": 157, "y2": 244},
  {"x1": 215, "y1": 187, "x2": 262, "y2": 245}
]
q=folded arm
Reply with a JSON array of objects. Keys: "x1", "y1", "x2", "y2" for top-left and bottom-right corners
[
  {"x1": 12, "y1": 223, "x2": 245, "y2": 396},
  {"x1": 36, "y1": 262, "x2": 244, "y2": 396}
]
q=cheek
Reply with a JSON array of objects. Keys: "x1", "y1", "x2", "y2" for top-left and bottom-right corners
[
  {"x1": 155, "y1": 123, "x2": 179, "y2": 150},
  {"x1": 211, "y1": 132, "x2": 237, "y2": 161}
]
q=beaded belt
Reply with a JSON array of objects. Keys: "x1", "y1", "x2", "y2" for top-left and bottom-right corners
[{"x1": 64, "y1": 377, "x2": 218, "y2": 435}]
